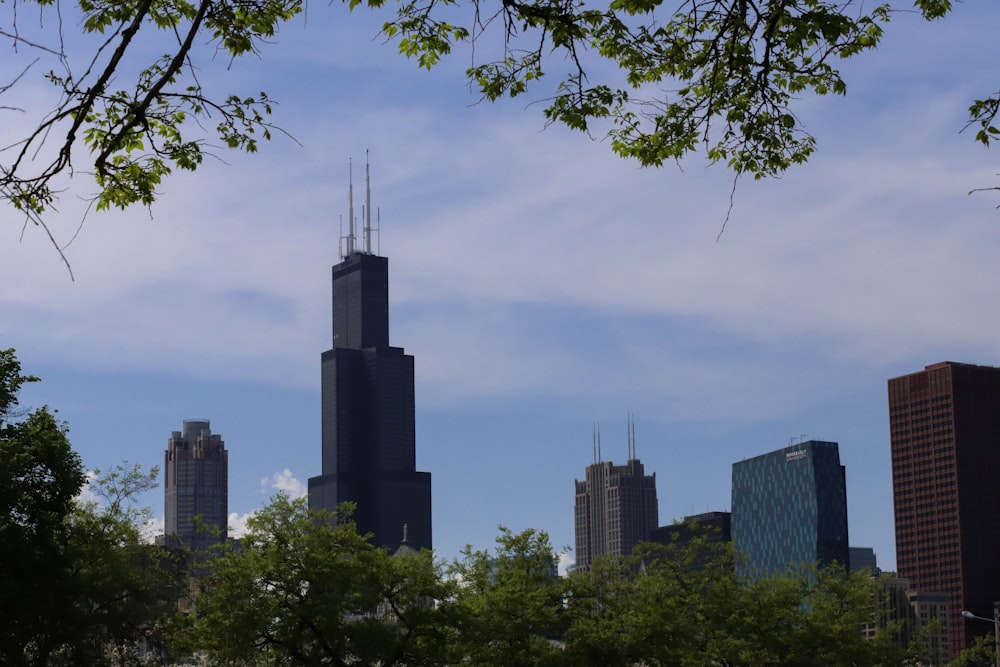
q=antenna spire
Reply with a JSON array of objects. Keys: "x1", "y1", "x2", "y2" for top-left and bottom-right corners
[
  {"x1": 347, "y1": 158, "x2": 356, "y2": 256},
  {"x1": 364, "y1": 150, "x2": 373, "y2": 254},
  {"x1": 597, "y1": 422, "x2": 601, "y2": 462},
  {"x1": 627, "y1": 412, "x2": 636, "y2": 460}
]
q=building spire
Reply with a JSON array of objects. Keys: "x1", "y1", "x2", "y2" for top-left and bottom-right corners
[
  {"x1": 627, "y1": 412, "x2": 636, "y2": 461},
  {"x1": 364, "y1": 150, "x2": 373, "y2": 254},
  {"x1": 593, "y1": 421, "x2": 602, "y2": 463},
  {"x1": 345, "y1": 158, "x2": 356, "y2": 257},
  {"x1": 593, "y1": 423, "x2": 597, "y2": 463}
]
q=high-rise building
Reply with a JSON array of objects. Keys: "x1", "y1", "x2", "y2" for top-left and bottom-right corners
[
  {"x1": 731, "y1": 440, "x2": 849, "y2": 577},
  {"x1": 889, "y1": 361, "x2": 1000, "y2": 658},
  {"x1": 308, "y1": 160, "x2": 432, "y2": 552},
  {"x1": 574, "y1": 420, "x2": 658, "y2": 572},
  {"x1": 164, "y1": 419, "x2": 228, "y2": 555},
  {"x1": 648, "y1": 511, "x2": 732, "y2": 549},
  {"x1": 849, "y1": 546, "x2": 878, "y2": 574}
]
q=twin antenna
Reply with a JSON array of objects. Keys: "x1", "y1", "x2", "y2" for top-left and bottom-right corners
[
  {"x1": 339, "y1": 151, "x2": 380, "y2": 259},
  {"x1": 592, "y1": 413, "x2": 639, "y2": 464}
]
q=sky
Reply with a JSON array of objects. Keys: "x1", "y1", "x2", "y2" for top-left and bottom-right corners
[{"x1": 3, "y1": 1, "x2": 1000, "y2": 572}]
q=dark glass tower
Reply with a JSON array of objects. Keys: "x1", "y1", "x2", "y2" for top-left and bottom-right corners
[
  {"x1": 164, "y1": 419, "x2": 228, "y2": 555},
  {"x1": 889, "y1": 362, "x2": 1000, "y2": 659},
  {"x1": 731, "y1": 440, "x2": 849, "y2": 577},
  {"x1": 308, "y1": 163, "x2": 432, "y2": 552}
]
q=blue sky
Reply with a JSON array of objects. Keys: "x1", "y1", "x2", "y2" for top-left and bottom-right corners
[{"x1": 3, "y1": 1, "x2": 1000, "y2": 571}]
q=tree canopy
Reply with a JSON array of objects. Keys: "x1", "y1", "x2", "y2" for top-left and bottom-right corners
[
  {"x1": 0, "y1": 0, "x2": 994, "y2": 253},
  {"x1": 189, "y1": 496, "x2": 923, "y2": 667},
  {"x1": 192, "y1": 496, "x2": 454, "y2": 666},
  {"x1": 0, "y1": 348, "x2": 185, "y2": 666}
]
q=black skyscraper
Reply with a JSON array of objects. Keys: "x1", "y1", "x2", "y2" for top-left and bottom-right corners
[{"x1": 307, "y1": 161, "x2": 432, "y2": 552}]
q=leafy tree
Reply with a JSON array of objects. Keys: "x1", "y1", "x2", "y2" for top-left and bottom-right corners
[
  {"x1": 950, "y1": 634, "x2": 996, "y2": 667},
  {"x1": 0, "y1": 348, "x2": 85, "y2": 664},
  {"x1": 192, "y1": 495, "x2": 452, "y2": 666},
  {"x1": 442, "y1": 527, "x2": 568, "y2": 667},
  {"x1": 65, "y1": 463, "x2": 187, "y2": 666},
  {"x1": 566, "y1": 539, "x2": 917, "y2": 667},
  {"x1": 0, "y1": 0, "x2": 993, "y2": 251},
  {"x1": 0, "y1": 347, "x2": 184, "y2": 666},
  {"x1": 709, "y1": 564, "x2": 913, "y2": 667}
]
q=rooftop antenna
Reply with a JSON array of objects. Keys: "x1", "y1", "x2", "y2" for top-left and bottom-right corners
[
  {"x1": 338, "y1": 214, "x2": 344, "y2": 259},
  {"x1": 597, "y1": 422, "x2": 602, "y2": 462},
  {"x1": 347, "y1": 158, "x2": 356, "y2": 256},
  {"x1": 628, "y1": 412, "x2": 636, "y2": 460},
  {"x1": 364, "y1": 150, "x2": 372, "y2": 254}
]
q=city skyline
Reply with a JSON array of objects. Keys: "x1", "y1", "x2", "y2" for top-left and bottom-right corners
[{"x1": 4, "y1": 3, "x2": 1000, "y2": 569}]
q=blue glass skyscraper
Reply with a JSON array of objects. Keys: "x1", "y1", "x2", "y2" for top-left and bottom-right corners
[{"x1": 731, "y1": 440, "x2": 849, "y2": 576}]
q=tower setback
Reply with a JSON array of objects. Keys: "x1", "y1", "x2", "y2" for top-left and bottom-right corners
[{"x1": 308, "y1": 162, "x2": 432, "y2": 552}]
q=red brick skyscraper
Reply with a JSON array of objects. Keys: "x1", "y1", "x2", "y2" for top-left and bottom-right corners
[{"x1": 889, "y1": 362, "x2": 1000, "y2": 659}]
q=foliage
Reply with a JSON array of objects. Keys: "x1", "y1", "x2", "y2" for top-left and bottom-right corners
[
  {"x1": 950, "y1": 634, "x2": 997, "y2": 667},
  {"x1": 0, "y1": 347, "x2": 184, "y2": 666},
  {"x1": 379, "y1": 0, "x2": 998, "y2": 194},
  {"x1": 566, "y1": 539, "x2": 917, "y2": 667},
  {"x1": 442, "y1": 527, "x2": 567, "y2": 667},
  {"x1": 1, "y1": 0, "x2": 995, "y2": 252},
  {"x1": 191, "y1": 497, "x2": 927, "y2": 667},
  {"x1": 1, "y1": 0, "x2": 301, "y2": 272},
  {"x1": 192, "y1": 495, "x2": 453, "y2": 666}
]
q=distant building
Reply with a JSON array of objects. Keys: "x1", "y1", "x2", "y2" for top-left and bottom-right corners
[
  {"x1": 731, "y1": 440, "x2": 849, "y2": 577},
  {"x1": 849, "y1": 546, "x2": 878, "y2": 573},
  {"x1": 308, "y1": 160, "x2": 432, "y2": 552},
  {"x1": 164, "y1": 419, "x2": 228, "y2": 555},
  {"x1": 647, "y1": 511, "x2": 732, "y2": 571},
  {"x1": 863, "y1": 575, "x2": 913, "y2": 646},
  {"x1": 889, "y1": 361, "x2": 1000, "y2": 659},
  {"x1": 649, "y1": 511, "x2": 732, "y2": 548},
  {"x1": 574, "y1": 419, "x2": 658, "y2": 572},
  {"x1": 861, "y1": 575, "x2": 950, "y2": 667},
  {"x1": 908, "y1": 589, "x2": 951, "y2": 667}
]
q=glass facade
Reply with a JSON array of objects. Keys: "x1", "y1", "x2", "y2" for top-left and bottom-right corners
[{"x1": 731, "y1": 440, "x2": 849, "y2": 577}]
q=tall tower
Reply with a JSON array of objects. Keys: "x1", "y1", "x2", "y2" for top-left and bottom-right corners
[
  {"x1": 307, "y1": 158, "x2": 432, "y2": 552},
  {"x1": 574, "y1": 419, "x2": 658, "y2": 572},
  {"x1": 889, "y1": 362, "x2": 1000, "y2": 659},
  {"x1": 164, "y1": 419, "x2": 228, "y2": 555},
  {"x1": 731, "y1": 440, "x2": 849, "y2": 577}
]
